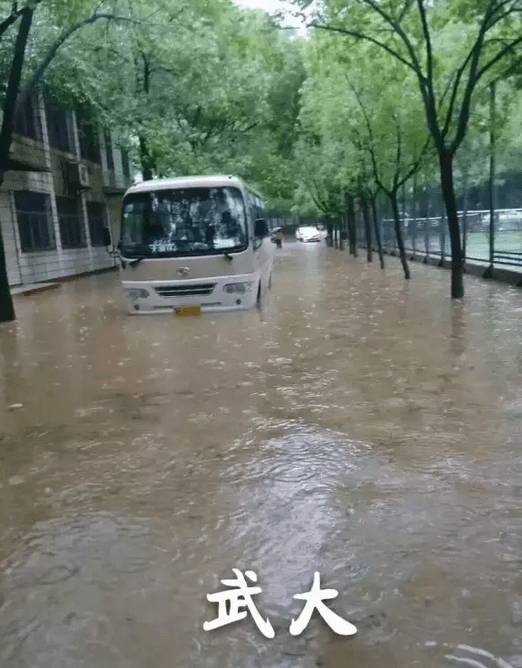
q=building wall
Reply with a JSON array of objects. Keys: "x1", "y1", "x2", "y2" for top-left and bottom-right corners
[{"x1": 2, "y1": 96, "x2": 132, "y2": 287}]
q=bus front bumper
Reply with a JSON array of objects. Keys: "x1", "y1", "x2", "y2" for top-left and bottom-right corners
[{"x1": 121, "y1": 274, "x2": 260, "y2": 314}]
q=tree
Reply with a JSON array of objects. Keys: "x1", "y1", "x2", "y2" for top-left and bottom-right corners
[
  {"x1": 298, "y1": 0, "x2": 522, "y2": 298},
  {"x1": 292, "y1": 134, "x2": 352, "y2": 246},
  {"x1": 348, "y1": 83, "x2": 430, "y2": 279},
  {"x1": 49, "y1": 0, "x2": 304, "y2": 190},
  {"x1": 298, "y1": 37, "x2": 430, "y2": 275},
  {"x1": 0, "y1": 3, "x2": 34, "y2": 322},
  {"x1": 0, "y1": 0, "x2": 139, "y2": 323}
]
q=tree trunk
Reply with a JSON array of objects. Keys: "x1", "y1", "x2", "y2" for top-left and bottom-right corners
[
  {"x1": 0, "y1": 8, "x2": 35, "y2": 324},
  {"x1": 326, "y1": 221, "x2": 333, "y2": 246},
  {"x1": 439, "y1": 147, "x2": 464, "y2": 298},
  {"x1": 346, "y1": 205, "x2": 353, "y2": 254},
  {"x1": 370, "y1": 195, "x2": 384, "y2": 269},
  {"x1": 139, "y1": 134, "x2": 154, "y2": 181},
  {"x1": 390, "y1": 192, "x2": 410, "y2": 279},
  {"x1": 361, "y1": 195, "x2": 372, "y2": 262},
  {"x1": 347, "y1": 198, "x2": 357, "y2": 257},
  {"x1": 0, "y1": 9, "x2": 34, "y2": 167},
  {"x1": 0, "y1": 172, "x2": 16, "y2": 323}
]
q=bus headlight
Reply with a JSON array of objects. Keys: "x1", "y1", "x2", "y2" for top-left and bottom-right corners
[
  {"x1": 223, "y1": 281, "x2": 254, "y2": 294},
  {"x1": 125, "y1": 288, "x2": 150, "y2": 300}
]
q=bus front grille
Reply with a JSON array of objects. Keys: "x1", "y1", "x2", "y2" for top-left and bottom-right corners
[{"x1": 154, "y1": 283, "x2": 217, "y2": 297}]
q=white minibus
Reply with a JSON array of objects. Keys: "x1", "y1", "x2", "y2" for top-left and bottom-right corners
[{"x1": 117, "y1": 175, "x2": 274, "y2": 314}]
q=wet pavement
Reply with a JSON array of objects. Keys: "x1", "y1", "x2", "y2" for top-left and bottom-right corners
[{"x1": 1, "y1": 242, "x2": 522, "y2": 668}]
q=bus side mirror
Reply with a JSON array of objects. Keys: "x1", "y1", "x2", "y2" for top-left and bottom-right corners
[
  {"x1": 254, "y1": 218, "x2": 269, "y2": 238},
  {"x1": 102, "y1": 228, "x2": 112, "y2": 246}
]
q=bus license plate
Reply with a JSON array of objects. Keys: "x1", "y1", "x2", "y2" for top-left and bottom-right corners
[{"x1": 174, "y1": 305, "x2": 201, "y2": 317}]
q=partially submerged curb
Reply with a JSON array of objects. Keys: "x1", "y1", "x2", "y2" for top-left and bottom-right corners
[
  {"x1": 10, "y1": 266, "x2": 119, "y2": 298},
  {"x1": 11, "y1": 282, "x2": 61, "y2": 297}
]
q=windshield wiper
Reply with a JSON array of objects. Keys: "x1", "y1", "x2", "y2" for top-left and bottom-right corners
[{"x1": 223, "y1": 252, "x2": 233, "y2": 261}]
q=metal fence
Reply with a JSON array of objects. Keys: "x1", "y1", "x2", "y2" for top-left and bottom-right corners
[
  {"x1": 376, "y1": 208, "x2": 522, "y2": 269},
  {"x1": 352, "y1": 165, "x2": 522, "y2": 271}
]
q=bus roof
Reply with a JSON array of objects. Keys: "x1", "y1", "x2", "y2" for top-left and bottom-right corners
[{"x1": 125, "y1": 175, "x2": 253, "y2": 196}]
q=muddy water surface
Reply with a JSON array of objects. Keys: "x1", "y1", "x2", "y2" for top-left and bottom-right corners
[{"x1": 1, "y1": 245, "x2": 522, "y2": 668}]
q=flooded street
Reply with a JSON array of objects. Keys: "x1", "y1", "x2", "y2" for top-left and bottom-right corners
[{"x1": 1, "y1": 243, "x2": 522, "y2": 668}]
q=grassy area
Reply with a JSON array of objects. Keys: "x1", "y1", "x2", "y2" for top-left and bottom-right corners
[
  {"x1": 465, "y1": 231, "x2": 522, "y2": 261},
  {"x1": 381, "y1": 224, "x2": 522, "y2": 266},
  {"x1": 466, "y1": 231, "x2": 522, "y2": 251},
  {"x1": 394, "y1": 231, "x2": 522, "y2": 264}
]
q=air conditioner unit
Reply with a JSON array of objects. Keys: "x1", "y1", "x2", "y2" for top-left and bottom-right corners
[{"x1": 66, "y1": 161, "x2": 90, "y2": 189}]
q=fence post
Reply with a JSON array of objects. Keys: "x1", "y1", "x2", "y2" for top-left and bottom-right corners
[
  {"x1": 462, "y1": 169, "x2": 468, "y2": 270},
  {"x1": 424, "y1": 184, "x2": 430, "y2": 263},
  {"x1": 412, "y1": 164, "x2": 418, "y2": 258},
  {"x1": 485, "y1": 80, "x2": 496, "y2": 278},
  {"x1": 439, "y1": 213, "x2": 446, "y2": 266},
  {"x1": 438, "y1": 190, "x2": 445, "y2": 266}
]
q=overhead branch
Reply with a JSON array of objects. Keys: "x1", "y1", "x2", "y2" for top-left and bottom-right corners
[
  {"x1": 484, "y1": 0, "x2": 519, "y2": 30},
  {"x1": 149, "y1": 63, "x2": 181, "y2": 77},
  {"x1": 396, "y1": 132, "x2": 432, "y2": 189},
  {"x1": 476, "y1": 33, "x2": 522, "y2": 82},
  {"x1": 345, "y1": 76, "x2": 385, "y2": 193},
  {"x1": 494, "y1": 51, "x2": 522, "y2": 81},
  {"x1": 0, "y1": 5, "x2": 21, "y2": 40},
  {"x1": 450, "y1": 3, "x2": 495, "y2": 153},
  {"x1": 441, "y1": 40, "x2": 478, "y2": 138},
  {"x1": 361, "y1": 0, "x2": 424, "y2": 79},
  {"x1": 309, "y1": 188, "x2": 328, "y2": 214},
  {"x1": 18, "y1": 12, "x2": 141, "y2": 108},
  {"x1": 398, "y1": 0, "x2": 415, "y2": 22},
  {"x1": 416, "y1": 0, "x2": 436, "y2": 114},
  {"x1": 312, "y1": 24, "x2": 423, "y2": 79}
]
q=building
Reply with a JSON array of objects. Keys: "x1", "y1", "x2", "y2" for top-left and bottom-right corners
[{"x1": 0, "y1": 94, "x2": 133, "y2": 287}]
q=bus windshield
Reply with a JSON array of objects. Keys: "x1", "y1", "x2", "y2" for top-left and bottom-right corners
[{"x1": 120, "y1": 186, "x2": 248, "y2": 257}]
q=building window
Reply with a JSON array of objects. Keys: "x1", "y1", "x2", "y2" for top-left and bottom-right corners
[
  {"x1": 104, "y1": 130, "x2": 114, "y2": 172},
  {"x1": 15, "y1": 191, "x2": 56, "y2": 252},
  {"x1": 46, "y1": 105, "x2": 73, "y2": 152},
  {"x1": 78, "y1": 119, "x2": 101, "y2": 163},
  {"x1": 13, "y1": 96, "x2": 42, "y2": 141},
  {"x1": 87, "y1": 202, "x2": 108, "y2": 246},
  {"x1": 57, "y1": 197, "x2": 86, "y2": 249},
  {"x1": 121, "y1": 147, "x2": 130, "y2": 181}
]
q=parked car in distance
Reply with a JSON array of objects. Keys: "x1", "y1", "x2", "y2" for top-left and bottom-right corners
[{"x1": 295, "y1": 225, "x2": 321, "y2": 242}]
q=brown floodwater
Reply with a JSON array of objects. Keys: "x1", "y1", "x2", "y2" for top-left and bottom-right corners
[{"x1": 1, "y1": 243, "x2": 522, "y2": 668}]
